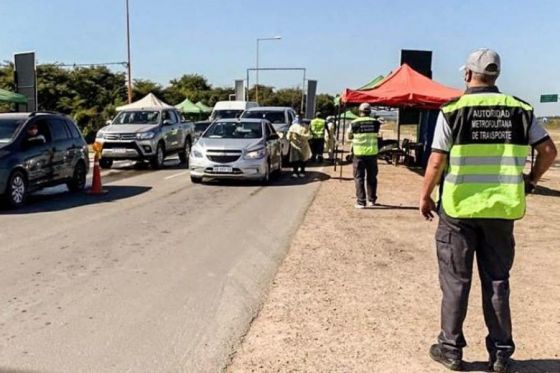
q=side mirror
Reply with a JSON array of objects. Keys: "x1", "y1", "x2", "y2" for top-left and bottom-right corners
[
  {"x1": 268, "y1": 133, "x2": 280, "y2": 140},
  {"x1": 162, "y1": 119, "x2": 172, "y2": 126},
  {"x1": 105, "y1": 120, "x2": 112, "y2": 126}
]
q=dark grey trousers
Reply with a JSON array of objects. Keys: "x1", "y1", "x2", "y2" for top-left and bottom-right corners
[
  {"x1": 353, "y1": 155, "x2": 378, "y2": 205},
  {"x1": 436, "y1": 211, "x2": 516, "y2": 359}
]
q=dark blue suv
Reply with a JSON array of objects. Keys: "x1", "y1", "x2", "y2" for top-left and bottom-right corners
[{"x1": 0, "y1": 112, "x2": 89, "y2": 208}]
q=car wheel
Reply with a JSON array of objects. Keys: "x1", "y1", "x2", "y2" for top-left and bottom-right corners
[
  {"x1": 99, "y1": 158, "x2": 113, "y2": 169},
  {"x1": 151, "y1": 143, "x2": 165, "y2": 169},
  {"x1": 67, "y1": 161, "x2": 87, "y2": 192},
  {"x1": 5, "y1": 170, "x2": 27, "y2": 208},
  {"x1": 190, "y1": 175, "x2": 203, "y2": 184},
  {"x1": 179, "y1": 138, "x2": 191, "y2": 166}
]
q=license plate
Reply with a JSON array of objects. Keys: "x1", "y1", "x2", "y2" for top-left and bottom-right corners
[
  {"x1": 112, "y1": 148, "x2": 127, "y2": 154},
  {"x1": 214, "y1": 166, "x2": 233, "y2": 173}
]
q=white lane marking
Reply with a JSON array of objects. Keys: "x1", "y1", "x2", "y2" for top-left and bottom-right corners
[{"x1": 165, "y1": 171, "x2": 189, "y2": 180}]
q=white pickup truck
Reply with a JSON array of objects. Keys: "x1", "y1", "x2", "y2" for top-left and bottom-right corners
[{"x1": 95, "y1": 108, "x2": 194, "y2": 169}]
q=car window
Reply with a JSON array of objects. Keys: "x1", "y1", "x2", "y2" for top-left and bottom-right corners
[
  {"x1": 24, "y1": 119, "x2": 52, "y2": 143},
  {"x1": 49, "y1": 118, "x2": 71, "y2": 141},
  {"x1": 114, "y1": 111, "x2": 160, "y2": 125},
  {"x1": 242, "y1": 111, "x2": 286, "y2": 124},
  {"x1": 65, "y1": 119, "x2": 82, "y2": 139},
  {"x1": 287, "y1": 111, "x2": 295, "y2": 124},
  {"x1": 0, "y1": 118, "x2": 26, "y2": 143},
  {"x1": 204, "y1": 121, "x2": 263, "y2": 139},
  {"x1": 268, "y1": 123, "x2": 278, "y2": 135},
  {"x1": 168, "y1": 111, "x2": 178, "y2": 124}
]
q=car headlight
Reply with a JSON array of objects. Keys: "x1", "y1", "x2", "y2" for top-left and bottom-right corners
[
  {"x1": 191, "y1": 148, "x2": 203, "y2": 158},
  {"x1": 244, "y1": 147, "x2": 266, "y2": 160},
  {"x1": 137, "y1": 131, "x2": 156, "y2": 140},
  {"x1": 95, "y1": 132, "x2": 105, "y2": 139}
]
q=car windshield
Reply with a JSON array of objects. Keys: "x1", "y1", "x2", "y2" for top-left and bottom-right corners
[
  {"x1": 204, "y1": 121, "x2": 263, "y2": 139},
  {"x1": 242, "y1": 111, "x2": 286, "y2": 124},
  {"x1": 113, "y1": 110, "x2": 160, "y2": 125},
  {"x1": 0, "y1": 118, "x2": 25, "y2": 143},
  {"x1": 211, "y1": 110, "x2": 243, "y2": 120}
]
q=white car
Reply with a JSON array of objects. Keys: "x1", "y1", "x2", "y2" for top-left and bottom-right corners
[{"x1": 189, "y1": 119, "x2": 282, "y2": 184}]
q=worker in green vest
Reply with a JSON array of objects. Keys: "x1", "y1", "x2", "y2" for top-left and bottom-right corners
[
  {"x1": 348, "y1": 103, "x2": 381, "y2": 208},
  {"x1": 420, "y1": 48, "x2": 557, "y2": 373},
  {"x1": 309, "y1": 112, "x2": 326, "y2": 162}
]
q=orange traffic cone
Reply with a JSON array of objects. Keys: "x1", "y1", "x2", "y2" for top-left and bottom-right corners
[{"x1": 87, "y1": 143, "x2": 108, "y2": 195}]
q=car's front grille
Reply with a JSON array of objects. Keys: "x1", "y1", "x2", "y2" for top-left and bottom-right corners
[
  {"x1": 102, "y1": 141, "x2": 138, "y2": 150},
  {"x1": 206, "y1": 149, "x2": 242, "y2": 163},
  {"x1": 207, "y1": 155, "x2": 240, "y2": 163},
  {"x1": 105, "y1": 133, "x2": 137, "y2": 141}
]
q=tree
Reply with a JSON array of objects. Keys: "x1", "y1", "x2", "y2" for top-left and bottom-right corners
[{"x1": 133, "y1": 79, "x2": 163, "y2": 101}]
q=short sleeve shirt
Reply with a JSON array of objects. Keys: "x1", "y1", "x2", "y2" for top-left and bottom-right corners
[{"x1": 432, "y1": 93, "x2": 550, "y2": 153}]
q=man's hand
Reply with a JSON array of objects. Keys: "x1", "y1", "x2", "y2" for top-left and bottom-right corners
[{"x1": 420, "y1": 197, "x2": 437, "y2": 221}]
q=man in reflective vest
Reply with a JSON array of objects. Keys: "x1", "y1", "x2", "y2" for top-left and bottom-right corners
[
  {"x1": 309, "y1": 112, "x2": 326, "y2": 162},
  {"x1": 348, "y1": 103, "x2": 381, "y2": 208},
  {"x1": 420, "y1": 49, "x2": 557, "y2": 372}
]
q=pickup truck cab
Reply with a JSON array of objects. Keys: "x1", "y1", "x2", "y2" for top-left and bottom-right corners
[{"x1": 96, "y1": 108, "x2": 194, "y2": 169}]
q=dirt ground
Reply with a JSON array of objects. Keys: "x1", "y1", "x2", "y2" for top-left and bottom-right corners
[{"x1": 227, "y1": 134, "x2": 560, "y2": 373}]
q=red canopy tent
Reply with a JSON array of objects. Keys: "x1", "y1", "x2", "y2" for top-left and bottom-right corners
[{"x1": 341, "y1": 63, "x2": 462, "y2": 109}]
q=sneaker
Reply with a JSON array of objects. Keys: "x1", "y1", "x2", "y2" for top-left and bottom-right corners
[
  {"x1": 368, "y1": 200, "x2": 378, "y2": 207},
  {"x1": 291, "y1": 173, "x2": 298, "y2": 179},
  {"x1": 429, "y1": 344, "x2": 463, "y2": 371},
  {"x1": 298, "y1": 173, "x2": 306, "y2": 178},
  {"x1": 354, "y1": 204, "x2": 366, "y2": 209},
  {"x1": 490, "y1": 353, "x2": 511, "y2": 373}
]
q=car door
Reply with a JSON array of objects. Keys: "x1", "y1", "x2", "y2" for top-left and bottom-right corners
[
  {"x1": 161, "y1": 110, "x2": 178, "y2": 151},
  {"x1": 170, "y1": 110, "x2": 184, "y2": 149},
  {"x1": 20, "y1": 119, "x2": 54, "y2": 188},
  {"x1": 265, "y1": 123, "x2": 281, "y2": 169},
  {"x1": 47, "y1": 117, "x2": 74, "y2": 181}
]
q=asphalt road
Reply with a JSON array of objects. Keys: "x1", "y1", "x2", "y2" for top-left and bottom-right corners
[{"x1": 0, "y1": 157, "x2": 326, "y2": 373}]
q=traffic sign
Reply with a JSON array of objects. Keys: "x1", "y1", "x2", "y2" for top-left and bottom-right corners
[{"x1": 540, "y1": 94, "x2": 558, "y2": 103}]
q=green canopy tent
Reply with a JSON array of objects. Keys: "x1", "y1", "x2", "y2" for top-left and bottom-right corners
[
  {"x1": 356, "y1": 75, "x2": 385, "y2": 91},
  {"x1": 341, "y1": 109, "x2": 358, "y2": 120},
  {"x1": 0, "y1": 88, "x2": 27, "y2": 105},
  {"x1": 175, "y1": 98, "x2": 205, "y2": 120},
  {"x1": 195, "y1": 101, "x2": 212, "y2": 114}
]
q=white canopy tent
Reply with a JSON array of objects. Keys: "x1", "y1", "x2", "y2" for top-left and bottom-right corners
[{"x1": 116, "y1": 93, "x2": 174, "y2": 111}]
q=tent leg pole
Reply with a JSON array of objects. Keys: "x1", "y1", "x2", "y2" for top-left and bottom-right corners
[{"x1": 334, "y1": 103, "x2": 342, "y2": 172}]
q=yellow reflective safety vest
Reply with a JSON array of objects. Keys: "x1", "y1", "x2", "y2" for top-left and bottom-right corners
[
  {"x1": 441, "y1": 92, "x2": 533, "y2": 219},
  {"x1": 351, "y1": 117, "x2": 380, "y2": 156},
  {"x1": 310, "y1": 118, "x2": 326, "y2": 139}
]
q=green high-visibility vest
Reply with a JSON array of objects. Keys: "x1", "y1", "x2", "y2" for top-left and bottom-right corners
[
  {"x1": 441, "y1": 93, "x2": 533, "y2": 219},
  {"x1": 351, "y1": 117, "x2": 380, "y2": 156},
  {"x1": 310, "y1": 118, "x2": 326, "y2": 139}
]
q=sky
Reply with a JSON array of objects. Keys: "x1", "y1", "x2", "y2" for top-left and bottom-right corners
[{"x1": 1, "y1": 0, "x2": 560, "y2": 115}]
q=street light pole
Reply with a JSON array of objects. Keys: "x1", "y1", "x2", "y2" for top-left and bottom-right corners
[
  {"x1": 126, "y1": 0, "x2": 133, "y2": 104},
  {"x1": 255, "y1": 36, "x2": 282, "y2": 103}
]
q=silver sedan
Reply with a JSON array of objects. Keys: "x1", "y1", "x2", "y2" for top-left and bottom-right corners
[{"x1": 189, "y1": 119, "x2": 282, "y2": 184}]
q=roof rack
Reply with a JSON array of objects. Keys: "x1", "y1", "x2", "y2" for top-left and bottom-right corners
[{"x1": 29, "y1": 111, "x2": 63, "y2": 117}]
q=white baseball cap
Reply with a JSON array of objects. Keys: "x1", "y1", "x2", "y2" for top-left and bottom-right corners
[
  {"x1": 359, "y1": 103, "x2": 372, "y2": 112},
  {"x1": 461, "y1": 48, "x2": 501, "y2": 76}
]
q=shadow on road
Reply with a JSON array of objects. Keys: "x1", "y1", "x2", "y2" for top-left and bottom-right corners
[
  {"x1": 201, "y1": 170, "x2": 330, "y2": 188},
  {"x1": 0, "y1": 185, "x2": 152, "y2": 215},
  {"x1": 368, "y1": 203, "x2": 417, "y2": 210},
  {"x1": 0, "y1": 368, "x2": 45, "y2": 373},
  {"x1": 463, "y1": 358, "x2": 560, "y2": 372},
  {"x1": 533, "y1": 184, "x2": 560, "y2": 197}
]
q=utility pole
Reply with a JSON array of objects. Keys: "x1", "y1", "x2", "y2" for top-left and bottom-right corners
[{"x1": 126, "y1": 0, "x2": 133, "y2": 104}]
